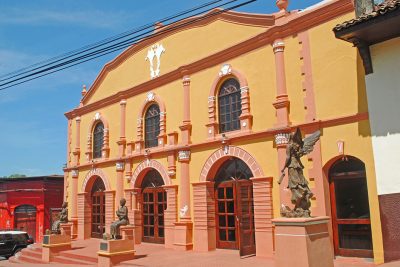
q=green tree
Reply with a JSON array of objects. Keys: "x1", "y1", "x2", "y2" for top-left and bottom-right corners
[{"x1": 2, "y1": 174, "x2": 27, "y2": 178}]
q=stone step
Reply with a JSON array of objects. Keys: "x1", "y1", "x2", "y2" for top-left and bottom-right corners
[
  {"x1": 27, "y1": 244, "x2": 42, "y2": 252},
  {"x1": 15, "y1": 253, "x2": 45, "y2": 264},
  {"x1": 52, "y1": 255, "x2": 96, "y2": 265},
  {"x1": 8, "y1": 255, "x2": 21, "y2": 264},
  {"x1": 20, "y1": 248, "x2": 42, "y2": 259},
  {"x1": 59, "y1": 251, "x2": 98, "y2": 263}
]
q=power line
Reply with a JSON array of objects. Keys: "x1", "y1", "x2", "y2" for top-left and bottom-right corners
[
  {"x1": 0, "y1": 0, "x2": 257, "y2": 91},
  {"x1": 0, "y1": 0, "x2": 225, "y2": 82}
]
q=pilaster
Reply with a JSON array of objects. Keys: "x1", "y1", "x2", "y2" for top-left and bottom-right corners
[
  {"x1": 192, "y1": 181, "x2": 216, "y2": 252},
  {"x1": 272, "y1": 39, "x2": 290, "y2": 127}
]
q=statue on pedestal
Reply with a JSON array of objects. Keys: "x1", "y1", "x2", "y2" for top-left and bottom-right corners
[
  {"x1": 278, "y1": 128, "x2": 321, "y2": 218},
  {"x1": 110, "y1": 198, "x2": 129, "y2": 239},
  {"x1": 52, "y1": 202, "x2": 68, "y2": 234}
]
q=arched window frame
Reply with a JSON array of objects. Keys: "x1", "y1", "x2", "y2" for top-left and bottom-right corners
[
  {"x1": 207, "y1": 64, "x2": 252, "y2": 139},
  {"x1": 136, "y1": 92, "x2": 167, "y2": 152},
  {"x1": 86, "y1": 112, "x2": 110, "y2": 161}
]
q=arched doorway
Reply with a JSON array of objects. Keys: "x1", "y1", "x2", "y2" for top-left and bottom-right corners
[
  {"x1": 91, "y1": 177, "x2": 105, "y2": 238},
  {"x1": 214, "y1": 158, "x2": 255, "y2": 257},
  {"x1": 141, "y1": 169, "x2": 166, "y2": 244},
  {"x1": 14, "y1": 205, "x2": 36, "y2": 240},
  {"x1": 329, "y1": 157, "x2": 373, "y2": 258}
]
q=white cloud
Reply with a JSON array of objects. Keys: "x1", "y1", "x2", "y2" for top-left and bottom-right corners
[{"x1": 0, "y1": 8, "x2": 137, "y2": 29}]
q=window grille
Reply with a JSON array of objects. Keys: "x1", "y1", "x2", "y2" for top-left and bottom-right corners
[
  {"x1": 145, "y1": 104, "x2": 160, "y2": 148},
  {"x1": 218, "y1": 78, "x2": 242, "y2": 133},
  {"x1": 93, "y1": 122, "x2": 104, "y2": 159}
]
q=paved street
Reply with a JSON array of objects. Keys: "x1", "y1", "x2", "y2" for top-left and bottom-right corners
[{"x1": 1, "y1": 239, "x2": 399, "y2": 267}]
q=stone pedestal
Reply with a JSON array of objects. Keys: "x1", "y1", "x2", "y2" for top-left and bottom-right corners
[
  {"x1": 97, "y1": 226, "x2": 135, "y2": 267},
  {"x1": 98, "y1": 239, "x2": 135, "y2": 267},
  {"x1": 41, "y1": 234, "x2": 71, "y2": 262},
  {"x1": 173, "y1": 221, "x2": 193, "y2": 251},
  {"x1": 60, "y1": 223, "x2": 73, "y2": 239},
  {"x1": 272, "y1": 216, "x2": 334, "y2": 267}
]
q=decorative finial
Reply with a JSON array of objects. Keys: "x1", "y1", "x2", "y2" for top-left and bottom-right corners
[
  {"x1": 154, "y1": 22, "x2": 163, "y2": 33},
  {"x1": 276, "y1": 0, "x2": 289, "y2": 12},
  {"x1": 81, "y1": 85, "x2": 87, "y2": 97}
]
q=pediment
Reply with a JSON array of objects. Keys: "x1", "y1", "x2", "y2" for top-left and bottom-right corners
[{"x1": 81, "y1": 9, "x2": 274, "y2": 105}]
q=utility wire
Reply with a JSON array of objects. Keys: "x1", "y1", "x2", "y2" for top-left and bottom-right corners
[
  {"x1": 0, "y1": 0, "x2": 241, "y2": 88},
  {"x1": 0, "y1": 0, "x2": 224, "y2": 81},
  {"x1": 0, "y1": 0, "x2": 257, "y2": 91}
]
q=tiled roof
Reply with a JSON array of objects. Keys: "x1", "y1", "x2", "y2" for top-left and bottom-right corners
[{"x1": 333, "y1": 0, "x2": 400, "y2": 31}]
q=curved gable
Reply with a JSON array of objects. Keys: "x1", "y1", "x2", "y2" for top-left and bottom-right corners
[{"x1": 82, "y1": 9, "x2": 274, "y2": 105}]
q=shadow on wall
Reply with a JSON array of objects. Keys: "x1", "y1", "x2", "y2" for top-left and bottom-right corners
[{"x1": 356, "y1": 54, "x2": 372, "y2": 138}]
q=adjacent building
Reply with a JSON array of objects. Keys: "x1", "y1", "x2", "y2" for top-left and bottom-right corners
[
  {"x1": 334, "y1": 0, "x2": 400, "y2": 262},
  {"x1": 0, "y1": 175, "x2": 64, "y2": 243},
  {"x1": 64, "y1": 0, "x2": 386, "y2": 263}
]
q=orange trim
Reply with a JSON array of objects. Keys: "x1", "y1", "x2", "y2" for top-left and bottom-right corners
[
  {"x1": 81, "y1": 168, "x2": 111, "y2": 192},
  {"x1": 207, "y1": 67, "x2": 252, "y2": 138},
  {"x1": 199, "y1": 146, "x2": 264, "y2": 182},
  {"x1": 81, "y1": 9, "x2": 274, "y2": 105},
  {"x1": 65, "y1": 112, "x2": 368, "y2": 172},
  {"x1": 130, "y1": 159, "x2": 171, "y2": 188},
  {"x1": 84, "y1": 113, "x2": 110, "y2": 162},
  {"x1": 136, "y1": 93, "x2": 167, "y2": 143},
  {"x1": 65, "y1": 0, "x2": 353, "y2": 119}
]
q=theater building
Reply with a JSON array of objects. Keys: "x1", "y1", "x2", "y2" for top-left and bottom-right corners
[{"x1": 63, "y1": 0, "x2": 386, "y2": 263}]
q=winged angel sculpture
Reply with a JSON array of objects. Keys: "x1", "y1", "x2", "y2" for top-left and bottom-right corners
[{"x1": 278, "y1": 128, "x2": 321, "y2": 218}]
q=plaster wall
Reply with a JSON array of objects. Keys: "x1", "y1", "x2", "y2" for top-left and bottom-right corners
[
  {"x1": 309, "y1": 13, "x2": 369, "y2": 120},
  {"x1": 366, "y1": 37, "x2": 400, "y2": 196},
  {"x1": 87, "y1": 20, "x2": 266, "y2": 104}
]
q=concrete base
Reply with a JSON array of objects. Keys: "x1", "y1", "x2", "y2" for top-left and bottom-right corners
[
  {"x1": 272, "y1": 216, "x2": 334, "y2": 267},
  {"x1": 97, "y1": 239, "x2": 135, "y2": 267},
  {"x1": 60, "y1": 223, "x2": 73, "y2": 239},
  {"x1": 41, "y1": 234, "x2": 72, "y2": 262},
  {"x1": 173, "y1": 221, "x2": 193, "y2": 251},
  {"x1": 69, "y1": 218, "x2": 78, "y2": 239}
]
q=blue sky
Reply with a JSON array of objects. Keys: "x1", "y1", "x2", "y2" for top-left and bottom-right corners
[{"x1": 0, "y1": 0, "x2": 322, "y2": 177}]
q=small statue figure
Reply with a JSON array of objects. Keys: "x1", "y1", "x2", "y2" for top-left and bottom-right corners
[
  {"x1": 278, "y1": 128, "x2": 321, "y2": 218},
  {"x1": 110, "y1": 198, "x2": 129, "y2": 239},
  {"x1": 52, "y1": 202, "x2": 68, "y2": 234}
]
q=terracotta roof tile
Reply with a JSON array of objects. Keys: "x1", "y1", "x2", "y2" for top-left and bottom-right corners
[{"x1": 333, "y1": 0, "x2": 400, "y2": 31}]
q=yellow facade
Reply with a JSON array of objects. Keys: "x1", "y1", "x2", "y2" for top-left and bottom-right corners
[{"x1": 64, "y1": 1, "x2": 384, "y2": 263}]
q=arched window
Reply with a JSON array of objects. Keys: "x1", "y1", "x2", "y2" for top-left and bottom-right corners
[
  {"x1": 93, "y1": 122, "x2": 104, "y2": 159},
  {"x1": 218, "y1": 78, "x2": 242, "y2": 133},
  {"x1": 145, "y1": 104, "x2": 160, "y2": 148}
]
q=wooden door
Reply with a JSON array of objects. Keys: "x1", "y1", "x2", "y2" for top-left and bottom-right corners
[
  {"x1": 330, "y1": 169, "x2": 373, "y2": 258},
  {"x1": 216, "y1": 181, "x2": 238, "y2": 249},
  {"x1": 142, "y1": 187, "x2": 166, "y2": 244},
  {"x1": 237, "y1": 180, "x2": 256, "y2": 257},
  {"x1": 215, "y1": 180, "x2": 256, "y2": 255},
  {"x1": 14, "y1": 205, "x2": 36, "y2": 240},
  {"x1": 91, "y1": 191, "x2": 105, "y2": 238}
]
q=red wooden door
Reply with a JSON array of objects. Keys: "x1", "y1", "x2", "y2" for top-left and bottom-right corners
[
  {"x1": 330, "y1": 170, "x2": 373, "y2": 258},
  {"x1": 237, "y1": 180, "x2": 256, "y2": 257},
  {"x1": 142, "y1": 187, "x2": 166, "y2": 244},
  {"x1": 91, "y1": 191, "x2": 105, "y2": 238},
  {"x1": 215, "y1": 179, "x2": 256, "y2": 256},
  {"x1": 14, "y1": 205, "x2": 36, "y2": 240},
  {"x1": 216, "y1": 181, "x2": 238, "y2": 249}
]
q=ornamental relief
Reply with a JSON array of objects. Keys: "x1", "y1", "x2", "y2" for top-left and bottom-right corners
[{"x1": 145, "y1": 43, "x2": 165, "y2": 79}]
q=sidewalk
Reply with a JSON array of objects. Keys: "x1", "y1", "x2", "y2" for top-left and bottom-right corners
[{"x1": 1, "y1": 238, "x2": 399, "y2": 267}]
